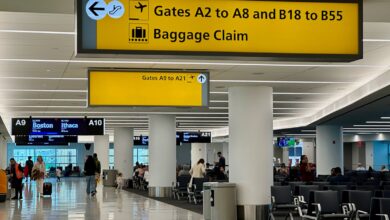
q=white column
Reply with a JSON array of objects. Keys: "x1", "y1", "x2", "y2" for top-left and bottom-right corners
[
  {"x1": 316, "y1": 125, "x2": 343, "y2": 175},
  {"x1": 229, "y1": 86, "x2": 273, "y2": 219},
  {"x1": 282, "y1": 148, "x2": 289, "y2": 165},
  {"x1": 94, "y1": 134, "x2": 110, "y2": 170},
  {"x1": 0, "y1": 137, "x2": 7, "y2": 169},
  {"x1": 191, "y1": 143, "x2": 207, "y2": 167},
  {"x1": 365, "y1": 142, "x2": 374, "y2": 169},
  {"x1": 148, "y1": 115, "x2": 176, "y2": 197},
  {"x1": 114, "y1": 127, "x2": 134, "y2": 179},
  {"x1": 302, "y1": 140, "x2": 315, "y2": 163}
]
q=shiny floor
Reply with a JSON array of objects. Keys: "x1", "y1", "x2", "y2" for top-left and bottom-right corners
[{"x1": 0, "y1": 178, "x2": 204, "y2": 220}]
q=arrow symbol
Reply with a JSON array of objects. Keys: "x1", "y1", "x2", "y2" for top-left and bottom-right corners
[
  {"x1": 89, "y1": 1, "x2": 105, "y2": 16},
  {"x1": 199, "y1": 75, "x2": 205, "y2": 82}
]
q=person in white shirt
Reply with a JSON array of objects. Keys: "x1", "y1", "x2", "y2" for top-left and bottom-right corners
[
  {"x1": 32, "y1": 156, "x2": 46, "y2": 197},
  {"x1": 189, "y1": 159, "x2": 206, "y2": 188},
  {"x1": 116, "y1": 173, "x2": 124, "y2": 191},
  {"x1": 356, "y1": 163, "x2": 366, "y2": 171}
]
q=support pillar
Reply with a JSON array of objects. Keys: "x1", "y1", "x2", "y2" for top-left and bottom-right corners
[
  {"x1": 148, "y1": 115, "x2": 176, "y2": 197},
  {"x1": 114, "y1": 127, "x2": 134, "y2": 179},
  {"x1": 191, "y1": 143, "x2": 207, "y2": 167},
  {"x1": 0, "y1": 137, "x2": 7, "y2": 169},
  {"x1": 229, "y1": 86, "x2": 273, "y2": 220},
  {"x1": 94, "y1": 134, "x2": 110, "y2": 170},
  {"x1": 316, "y1": 125, "x2": 343, "y2": 175}
]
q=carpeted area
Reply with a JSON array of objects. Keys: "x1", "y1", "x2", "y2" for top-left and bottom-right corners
[{"x1": 124, "y1": 188, "x2": 203, "y2": 214}]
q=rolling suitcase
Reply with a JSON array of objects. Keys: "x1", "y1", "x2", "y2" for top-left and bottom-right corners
[{"x1": 43, "y1": 182, "x2": 52, "y2": 196}]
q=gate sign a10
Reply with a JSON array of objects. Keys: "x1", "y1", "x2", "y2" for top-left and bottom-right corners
[{"x1": 12, "y1": 118, "x2": 105, "y2": 136}]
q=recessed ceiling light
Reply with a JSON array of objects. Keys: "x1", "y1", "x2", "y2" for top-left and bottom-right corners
[
  {"x1": 353, "y1": 125, "x2": 390, "y2": 127},
  {"x1": 381, "y1": 117, "x2": 390, "y2": 119},
  {"x1": 46, "y1": 69, "x2": 51, "y2": 72},
  {"x1": 366, "y1": 121, "x2": 390, "y2": 124}
]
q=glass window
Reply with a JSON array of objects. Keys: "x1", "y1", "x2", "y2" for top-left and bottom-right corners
[
  {"x1": 11, "y1": 148, "x2": 77, "y2": 171},
  {"x1": 109, "y1": 149, "x2": 114, "y2": 168}
]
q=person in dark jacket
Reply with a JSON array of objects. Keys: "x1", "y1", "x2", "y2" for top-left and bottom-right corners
[
  {"x1": 84, "y1": 155, "x2": 97, "y2": 197},
  {"x1": 25, "y1": 156, "x2": 34, "y2": 183},
  {"x1": 10, "y1": 158, "x2": 24, "y2": 200},
  {"x1": 328, "y1": 167, "x2": 349, "y2": 185}
]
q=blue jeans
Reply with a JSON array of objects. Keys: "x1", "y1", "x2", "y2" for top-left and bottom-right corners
[{"x1": 86, "y1": 175, "x2": 96, "y2": 194}]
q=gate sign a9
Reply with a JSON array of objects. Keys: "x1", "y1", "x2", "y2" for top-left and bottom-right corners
[{"x1": 12, "y1": 118, "x2": 105, "y2": 136}]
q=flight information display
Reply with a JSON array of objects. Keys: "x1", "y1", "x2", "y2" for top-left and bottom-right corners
[
  {"x1": 179, "y1": 132, "x2": 211, "y2": 143},
  {"x1": 12, "y1": 118, "x2": 104, "y2": 135},
  {"x1": 133, "y1": 132, "x2": 211, "y2": 146},
  {"x1": 15, "y1": 135, "x2": 78, "y2": 146}
]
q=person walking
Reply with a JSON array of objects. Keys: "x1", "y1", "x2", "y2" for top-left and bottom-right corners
[
  {"x1": 93, "y1": 153, "x2": 101, "y2": 194},
  {"x1": 32, "y1": 156, "x2": 46, "y2": 197},
  {"x1": 189, "y1": 159, "x2": 206, "y2": 187},
  {"x1": 84, "y1": 155, "x2": 96, "y2": 197},
  {"x1": 9, "y1": 158, "x2": 24, "y2": 200},
  {"x1": 56, "y1": 168, "x2": 62, "y2": 182},
  {"x1": 25, "y1": 156, "x2": 34, "y2": 183}
]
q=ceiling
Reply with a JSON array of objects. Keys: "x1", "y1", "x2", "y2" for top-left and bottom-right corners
[{"x1": 0, "y1": 0, "x2": 389, "y2": 138}]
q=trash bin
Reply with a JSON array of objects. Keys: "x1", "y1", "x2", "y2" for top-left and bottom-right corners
[
  {"x1": 203, "y1": 182, "x2": 217, "y2": 220},
  {"x1": 208, "y1": 182, "x2": 237, "y2": 220},
  {"x1": 102, "y1": 169, "x2": 118, "y2": 187}
]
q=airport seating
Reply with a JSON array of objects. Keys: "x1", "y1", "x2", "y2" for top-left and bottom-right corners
[
  {"x1": 172, "y1": 175, "x2": 191, "y2": 200},
  {"x1": 300, "y1": 191, "x2": 350, "y2": 220},
  {"x1": 341, "y1": 190, "x2": 372, "y2": 219},
  {"x1": 187, "y1": 177, "x2": 208, "y2": 204},
  {"x1": 270, "y1": 186, "x2": 299, "y2": 220},
  {"x1": 370, "y1": 198, "x2": 390, "y2": 220}
]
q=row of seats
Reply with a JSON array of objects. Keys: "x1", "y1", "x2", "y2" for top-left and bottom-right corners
[
  {"x1": 276, "y1": 171, "x2": 390, "y2": 185},
  {"x1": 271, "y1": 185, "x2": 390, "y2": 220},
  {"x1": 172, "y1": 175, "x2": 209, "y2": 204}
]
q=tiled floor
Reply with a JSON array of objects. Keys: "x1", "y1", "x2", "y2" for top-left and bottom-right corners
[{"x1": 0, "y1": 178, "x2": 204, "y2": 220}]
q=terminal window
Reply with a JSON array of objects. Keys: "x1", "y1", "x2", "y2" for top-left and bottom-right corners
[{"x1": 13, "y1": 148, "x2": 77, "y2": 170}]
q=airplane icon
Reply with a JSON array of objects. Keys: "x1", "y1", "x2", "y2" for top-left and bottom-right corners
[{"x1": 135, "y1": 2, "x2": 147, "y2": 12}]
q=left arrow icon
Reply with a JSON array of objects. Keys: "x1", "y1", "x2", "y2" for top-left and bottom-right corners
[
  {"x1": 86, "y1": 0, "x2": 107, "y2": 20},
  {"x1": 89, "y1": 2, "x2": 105, "y2": 16}
]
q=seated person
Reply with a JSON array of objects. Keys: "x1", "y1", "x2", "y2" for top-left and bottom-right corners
[
  {"x1": 178, "y1": 165, "x2": 191, "y2": 176},
  {"x1": 381, "y1": 165, "x2": 389, "y2": 172},
  {"x1": 278, "y1": 163, "x2": 289, "y2": 176},
  {"x1": 326, "y1": 168, "x2": 336, "y2": 181},
  {"x1": 328, "y1": 167, "x2": 349, "y2": 185}
]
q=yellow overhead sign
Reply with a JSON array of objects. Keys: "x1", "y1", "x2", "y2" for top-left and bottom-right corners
[
  {"x1": 88, "y1": 70, "x2": 209, "y2": 107},
  {"x1": 78, "y1": 0, "x2": 362, "y2": 60}
]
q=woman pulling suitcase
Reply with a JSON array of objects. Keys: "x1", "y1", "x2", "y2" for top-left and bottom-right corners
[{"x1": 32, "y1": 156, "x2": 47, "y2": 197}]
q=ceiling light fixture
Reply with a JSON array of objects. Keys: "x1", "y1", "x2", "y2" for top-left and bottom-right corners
[
  {"x1": 353, "y1": 125, "x2": 390, "y2": 127},
  {"x1": 0, "y1": 58, "x2": 386, "y2": 68},
  {"x1": 366, "y1": 121, "x2": 390, "y2": 124},
  {"x1": 0, "y1": 30, "x2": 76, "y2": 35},
  {"x1": 210, "y1": 79, "x2": 356, "y2": 84}
]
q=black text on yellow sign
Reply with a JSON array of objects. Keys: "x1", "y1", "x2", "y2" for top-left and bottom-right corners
[
  {"x1": 78, "y1": 0, "x2": 362, "y2": 61},
  {"x1": 88, "y1": 70, "x2": 209, "y2": 107}
]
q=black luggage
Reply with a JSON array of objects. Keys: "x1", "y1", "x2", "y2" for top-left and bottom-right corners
[
  {"x1": 127, "y1": 179, "x2": 133, "y2": 188},
  {"x1": 43, "y1": 182, "x2": 52, "y2": 196}
]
